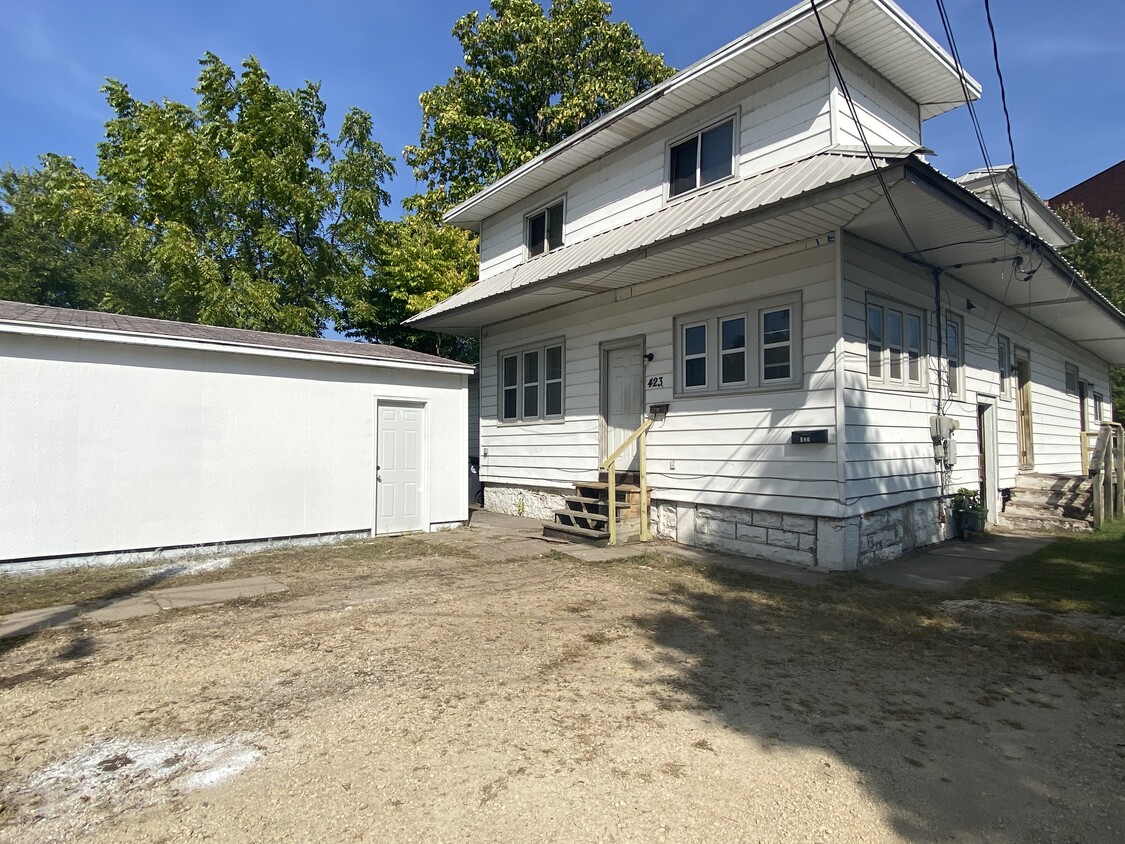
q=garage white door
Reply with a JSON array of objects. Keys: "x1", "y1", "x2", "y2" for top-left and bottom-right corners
[{"x1": 376, "y1": 403, "x2": 424, "y2": 534}]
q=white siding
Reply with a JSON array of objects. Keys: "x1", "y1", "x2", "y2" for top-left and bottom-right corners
[
  {"x1": 477, "y1": 49, "x2": 835, "y2": 282},
  {"x1": 840, "y1": 235, "x2": 1111, "y2": 517},
  {"x1": 833, "y1": 46, "x2": 921, "y2": 149},
  {"x1": 0, "y1": 335, "x2": 467, "y2": 561},
  {"x1": 480, "y1": 242, "x2": 844, "y2": 517}
]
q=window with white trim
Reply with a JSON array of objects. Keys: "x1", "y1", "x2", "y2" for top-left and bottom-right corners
[
  {"x1": 499, "y1": 341, "x2": 565, "y2": 421},
  {"x1": 998, "y1": 334, "x2": 1012, "y2": 399},
  {"x1": 866, "y1": 296, "x2": 925, "y2": 389},
  {"x1": 668, "y1": 117, "x2": 735, "y2": 198},
  {"x1": 526, "y1": 199, "x2": 564, "y2": 257},
  {"x1": 945, "y1": 313, "x2": 964, "y2": 398},
  {"x1": 675, "y1": 295, "x2": 801, "y2": 395},
  {"x1": 1094, "y1": 391, "x2": 1104, "y2": 422}
]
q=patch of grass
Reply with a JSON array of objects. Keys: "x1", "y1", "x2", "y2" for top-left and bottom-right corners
[
  {"x1": 0, "y1": 565, "x2": 152, "y2": 616},
  {"x1": 957, "y1": 522, "x2": 1125, "y2": 616},
  {"x1": 0, "y1": 534, "x2": 452, "y2": 618}
]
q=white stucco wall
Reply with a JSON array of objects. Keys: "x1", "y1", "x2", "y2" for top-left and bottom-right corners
[{"x1": 0, "y1": 332, "x2": 468, "y2": 563}]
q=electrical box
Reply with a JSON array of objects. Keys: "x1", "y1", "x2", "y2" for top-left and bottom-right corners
[
  {"x1": 929, "y1": 415, "x2": 959, "y2": 440},
  {"x1": 945, "y1": 437, "x2": 958, "y2": 467}
]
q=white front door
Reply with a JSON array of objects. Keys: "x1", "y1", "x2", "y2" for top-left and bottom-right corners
[
  {"x1": 376, "y1": 403, "x2": 424, "y2": 534},
  {"x1": 603, "y1": 342, "x2": 644, "y2": 472}
]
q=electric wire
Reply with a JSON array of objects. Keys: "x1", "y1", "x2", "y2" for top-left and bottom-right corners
[
  {"x1": 983, "y1": 0, "x2": 1030, "y2": 227},
  {"x1": 809, "y1": 0, "x2": 922, "y2": 258}
]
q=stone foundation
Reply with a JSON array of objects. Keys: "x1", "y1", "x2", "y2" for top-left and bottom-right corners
[
  {"x1": 484, "y1": 485, "x2": 566, "y2": 521},
  {"x1": 651, "y1": 498, "x2": 955, "y2": 570}
]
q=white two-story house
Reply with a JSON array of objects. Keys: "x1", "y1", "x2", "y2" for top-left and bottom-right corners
[{"x1": 408, "y1": 0, "x2": 1125, "y2": 569}]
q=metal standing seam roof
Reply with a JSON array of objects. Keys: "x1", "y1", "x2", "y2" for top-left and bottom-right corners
[
  {"x1": 443, "y1": 0, "x2": 980, "y2": 229},
  {"x1": 0, "y1": 301, "x2": 472, "y2": 371},
  {"x1": 408, "y1": 148, "x2": 910, "y2": 330}
]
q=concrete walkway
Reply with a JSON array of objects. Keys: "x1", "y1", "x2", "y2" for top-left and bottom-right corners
[
  {"x1": 0, "y1": 576, "x2": 286, "y2": 640},
  {"x1": 862, "y1": 533, "x2": 1053, "y2": 593}
]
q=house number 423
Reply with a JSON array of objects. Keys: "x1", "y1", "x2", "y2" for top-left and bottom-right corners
[{"x1": 646, "y1": 376, "x2": 664, "y2": 388}]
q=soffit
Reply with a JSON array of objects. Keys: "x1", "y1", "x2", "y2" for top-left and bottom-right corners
[
  {"x1": 848, "y1": 161, "x2": 1125, "y2": 365},
  {"x1": 409, "y1": 150, "x2": 899, "y2": 334}
]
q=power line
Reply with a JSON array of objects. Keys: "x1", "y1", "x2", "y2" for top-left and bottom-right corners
[
  {"x1": 982, "y1": 0, "x2": 1030, "y2": 227},
  {"x1": 809, "y1": 0, "x2": 922, "y2": 257}
]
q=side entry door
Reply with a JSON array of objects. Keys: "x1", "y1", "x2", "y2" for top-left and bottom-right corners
[{"x1": 376, "y1": 403, "x2": 424, "y2": 534}]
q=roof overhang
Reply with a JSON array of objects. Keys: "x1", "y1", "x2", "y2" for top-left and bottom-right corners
[
  {"x1": 409, "y1": 149, "x2": 904, "y2": 334},
  {"x1": 955, "y1": 166, "x2": 1077, "y2": 248},
  {"x1": 850, "y1": 159, "x2": 1125, "y2": 365},
  {"x1": 444, "y1": 0, "x2": 980, "y2": 231},
  {"x1": 413, "y1": 154, "x2": 1125, "y2": 366}
]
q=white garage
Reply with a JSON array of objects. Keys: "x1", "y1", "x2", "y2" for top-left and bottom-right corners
[{"x1": 0, "y1": 301, "x2": 472, "y2": 569}]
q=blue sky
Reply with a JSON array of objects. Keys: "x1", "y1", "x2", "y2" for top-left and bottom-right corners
[{"x1": 2, "y1": 0, "x2": 1122, "y2": 214}]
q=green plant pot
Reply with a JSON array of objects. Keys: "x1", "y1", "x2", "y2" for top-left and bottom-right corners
[{"x1": 964, "y1": 509, "x2": 984, "y2": 533}]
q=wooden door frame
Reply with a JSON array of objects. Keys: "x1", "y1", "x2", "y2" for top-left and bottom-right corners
[
  {"x1": 598, "y1": 335, "x2": 647, "y2": 465},
  {"x1": 1013, "y1": 348, "x2": 1034, "y2": 470},
  {"x1": 976, "y1": 397, "x2": 999, "y2": 525}
]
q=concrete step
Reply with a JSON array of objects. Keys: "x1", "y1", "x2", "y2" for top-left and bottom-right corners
[
  {"x1": 1013, "y1": 473, "x2": 1090, "y2": 493},
  {"x1": 998, "y1": 512, "x2": 1093, "y2": 534},
  {"x1": 1005, "y1": 500, "x2": 1091, "y2": 521}
]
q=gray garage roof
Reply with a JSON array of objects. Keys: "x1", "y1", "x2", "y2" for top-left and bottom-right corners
[{"x1": 0, "y1": 301, "x2": 472, "y2": 371}]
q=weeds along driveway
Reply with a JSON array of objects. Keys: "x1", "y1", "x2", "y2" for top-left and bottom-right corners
[{"x1": 1, "y1": 530, "x2": 1123, "y2": 843}]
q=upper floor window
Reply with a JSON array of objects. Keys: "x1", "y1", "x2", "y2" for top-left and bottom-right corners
[
  {"x1": 867, "y1": 296, "x2": 924, "y2": 390},
  {"x1": 669, "y1": 117, "x2": 735, "y2": 198},
  {"x1": 526, "y1": 200, "x2": 564, "y2": 257},
  {"x1": 500, "y1": 341, "x2": 565, "y2": 422},
  {"x1": 675, "y1": 293, "x2": 801, "y2": 395}
]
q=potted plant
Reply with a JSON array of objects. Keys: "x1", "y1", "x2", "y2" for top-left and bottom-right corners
[{"x1": 952, "y1": 488, "x2": 984, "y2": 537}]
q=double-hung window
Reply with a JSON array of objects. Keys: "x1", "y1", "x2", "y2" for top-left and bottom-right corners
[
  {"x1": 945, "y1": 314, "x2": 964, "y2": 399},
  {"x1": 526, "y1": 200, "x2": 564, "y2": 257},
  {"x1": 867, "y1": 297, "x2": 925, "y2": 389},
  {"x1": 675, "y1": 295, "x2": 800, "y2": 395},
  {"x1": 998, "y1": 334, "x2": 1012, "y2": 399},
  {"x1": 668, "y1": 117, "x2": 735, "y2": 198},
  {"x1": 499, "y1": 342, "x2": 564, "y2": 421}
]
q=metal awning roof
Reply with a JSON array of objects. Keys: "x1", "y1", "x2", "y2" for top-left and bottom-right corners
[
  {"x1": 955, "y1": 165, "x2": 1077, "y2": 249},
  {"x1": 849, "y1": 160, "x2": 1125, "y2": 365},
  {"x1": 409, "y1": 148, "x2": 902, "y2": 334},
  {"x1": 410, "y1": 151, "x2": 1125, "y2": 366},
  {"x1": 444, "y1": 0, "x2": 980, "y2": 230}
]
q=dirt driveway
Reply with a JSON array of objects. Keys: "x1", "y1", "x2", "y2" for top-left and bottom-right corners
[{"x1": 1, "y1": 517, "x2": 1123, "y2": 843}]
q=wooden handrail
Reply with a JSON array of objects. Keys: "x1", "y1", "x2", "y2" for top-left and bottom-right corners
[
  {"x1": 599, "y1": 418, "x2": 654, "y2": 470},
  {"x1": 601, "y1": 417, "x2": 654, "y2": 546},
  {"x1": 1089, "y1": 422, "x2": 1123, "y2": 528}
]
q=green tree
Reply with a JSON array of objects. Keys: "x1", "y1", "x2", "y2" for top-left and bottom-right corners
[
  {"x1": 336, "y1": 0, "x2": 673, "y2": 356},
  {"x1": 339, "y1": 214, "x2": 479, "y2": 359},
  {"x1": 1, "y1": 54, "x2": 394, "y2": 337},
  {"x1": 0, "y1": 155, "x2": 139, "y2": 311},
  {"x1": 404, "y1": 0, "x2": 674, "y2": 216},
  {"x1": 1056, "y1": 203, "x2": 1125, "y2": 421}
]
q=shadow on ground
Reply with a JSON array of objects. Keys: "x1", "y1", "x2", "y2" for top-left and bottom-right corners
[{"x1": 628, "y1": 561, "x2": 1125, "y2": 842}]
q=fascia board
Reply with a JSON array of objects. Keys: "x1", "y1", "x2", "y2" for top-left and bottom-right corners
[{"x1": 0, "y1": 322, "x2": 474, "y2": 376}]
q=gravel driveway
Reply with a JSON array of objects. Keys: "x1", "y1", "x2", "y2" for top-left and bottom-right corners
[{"x1": 1, "y1": 518, "x2": 1122, "y2": 842}]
